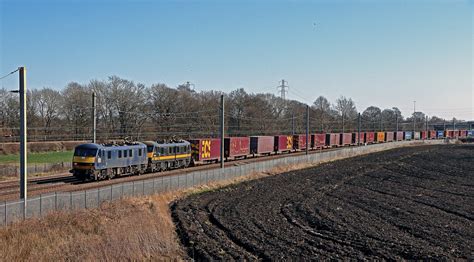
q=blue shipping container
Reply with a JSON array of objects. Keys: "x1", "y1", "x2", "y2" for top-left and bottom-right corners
[
  {"x1": 437, "y1": 130, "x2": 444, "y2": 138},
  {"x1": 404, "y1": 131, "x2": 413, "y2": 140},
  {"x1": 468, "y1": 130, "x2": 474, "y2": 137}
]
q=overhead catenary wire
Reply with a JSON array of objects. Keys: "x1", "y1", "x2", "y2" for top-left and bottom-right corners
[{"x1": 0, "y1": 68, "x2": 19, "y2": 81}]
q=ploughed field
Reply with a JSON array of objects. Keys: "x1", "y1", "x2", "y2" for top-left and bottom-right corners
[{"x1": 172, "y1": 144, "x2": 474, "y2": 260}]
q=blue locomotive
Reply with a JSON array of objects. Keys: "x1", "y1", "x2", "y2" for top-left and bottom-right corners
[{"x1": 71, "y1": 142, "x2": 147, "y2": 180}]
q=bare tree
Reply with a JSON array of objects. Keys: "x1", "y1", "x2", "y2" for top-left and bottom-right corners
[{"x1": 335, "y1": 96, "x2": 357, "y2": 133}]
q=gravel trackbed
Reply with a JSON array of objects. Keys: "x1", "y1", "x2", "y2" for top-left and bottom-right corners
[{"x1": 172, "y1": 144, "x2": 474, "y2": 260}]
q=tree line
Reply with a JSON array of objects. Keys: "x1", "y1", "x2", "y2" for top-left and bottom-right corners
[{"x1": 0, "y1": 76, "x2": 454, "y2": 142}]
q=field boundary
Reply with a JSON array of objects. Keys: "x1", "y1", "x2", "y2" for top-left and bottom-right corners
[{"x1": 0, "y1": 139, "x2": 445, "y2": 226}]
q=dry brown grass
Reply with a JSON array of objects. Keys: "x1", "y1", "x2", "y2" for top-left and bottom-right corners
[
  {"x1": 0, "y1": 160, "x2": 335, "y2": 261},
  {"x1": 0, "y1": 193, "x2": 185, "y2": 261}
]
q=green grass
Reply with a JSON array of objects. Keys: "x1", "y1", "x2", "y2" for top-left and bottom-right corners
[{"x1": 0, "y1": 151, "x2": 73, "y2": 164}]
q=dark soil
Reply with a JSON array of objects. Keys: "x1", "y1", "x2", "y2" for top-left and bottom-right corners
[
  {"x1": 172, "y1": 145, "x2": 474, "y2": 260},
  {"x1": 172, "y1": 144, "x2": 474, "y2": 260}
]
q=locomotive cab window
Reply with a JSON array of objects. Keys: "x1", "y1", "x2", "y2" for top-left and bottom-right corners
[
  {"x1": 108, "y1": 151, "x2": 112, "y2": 159},
  {"x1": 138, "y1": 149, "x2": 142, "y2": 156},
  {"x1": 146, "y1": 145, "x2": 154, "y2": 153}
]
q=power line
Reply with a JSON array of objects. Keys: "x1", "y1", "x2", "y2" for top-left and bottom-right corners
[{"x1": 0, "y1": 68, "x2": 19, "y2": 80}]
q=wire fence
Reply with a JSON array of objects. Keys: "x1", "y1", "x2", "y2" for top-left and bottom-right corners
[{"x1": 0, "y1": 139, "x2": 444, "y2": 226}]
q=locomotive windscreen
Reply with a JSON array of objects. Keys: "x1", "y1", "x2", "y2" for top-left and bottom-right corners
[{"x1": 74, "y1": 148, "x2": 97, "y2": 157}]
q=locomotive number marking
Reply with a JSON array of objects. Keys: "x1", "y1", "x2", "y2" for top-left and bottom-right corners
[{"x1": 202, "y1": 140, "x2": 211, "y2": 159}]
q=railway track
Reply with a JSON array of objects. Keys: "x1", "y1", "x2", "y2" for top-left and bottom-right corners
[{"x1": 0, "y1": 144, "x2": 410, "y2": 202}]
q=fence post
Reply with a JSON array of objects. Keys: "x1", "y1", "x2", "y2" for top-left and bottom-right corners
[
  {"x1": 121, "y1": 183, "x2": 124, "y2": 198},
  {"x1": 4, "y1": 201, "x2": 7, "y2": 225},
  {"x1": 40, "y1": 194, "x2": 42, "y2": 216},
  {"x1": 55, "y1": 192, "x2": 57, "y2": 211},
  {"x1": 84, "y1": 191, "x2": 87, "y2": 209},
  {"x1": 132, "y1": 181, "x2": 135, "y2": 196},
  {"x1": 142, "y1": 181, "x2": 145, "y2": 195},
  {"x1": 110, "y1": 186, "x2": 113, "y2": 200},
  {"x1": 97, "y1": 188, "x2": 100, "y2": 206},
  {"x1": 153, "y1": 179, "x2": 156, "y2": 193},
  {"x1": 70, "y1": 192, "x2": 72, "y2": 210}
]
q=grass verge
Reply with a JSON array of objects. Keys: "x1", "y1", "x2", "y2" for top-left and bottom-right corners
[{"x1": 0, "y1": 151, "x2": 73, "y2": 164}]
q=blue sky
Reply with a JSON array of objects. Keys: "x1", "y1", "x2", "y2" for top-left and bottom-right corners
[{"x1": 0, "y1": 0, "x2": 472, "y2": 120}]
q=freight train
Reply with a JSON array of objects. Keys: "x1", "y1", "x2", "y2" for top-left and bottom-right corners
[{"x1": 70, "y1": 130, "x2": 472, "y2": 181}]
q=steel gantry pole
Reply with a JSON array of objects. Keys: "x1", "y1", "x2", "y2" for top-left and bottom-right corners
[
  {"x1": 396, "y1": 115, "x2": 399, "y2": 132},
  {"x1": 220, "y1": 95, "x2": 225, "y2": 168},
  {"x1": 413, "y1": 101, "x2": 416, "y2": 134},
  {"x1": 92, "y1": 92, "x2": 96, "y2": 143},
  {"x1": 306, "y1": 105, "x2": 309, "y2": 155},
  {"x1": 19, "y1": 67, "x2": 27, "y2": 211},
  {"x1": 358, "y1": 113, "x2": 361, "y2": 145}
]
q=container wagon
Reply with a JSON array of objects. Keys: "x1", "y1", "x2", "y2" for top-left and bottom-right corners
[
  {"x1": 428, "y1": 130, "x2": 437, "y2": 139},
  {"x1": 224, "y1": 137, "x2": 250, "y2": 159},
  {"x1": 189, "y1": 138, "x2": 221, "y2": 163},
  {"x1": 421, "y1": 131, "x2": 427, "y2": 140},
  {"x1": 395, "y1": 131, "x2": 404, "y2": 141},
  {"x1": 325, "y1": 133, "x2": 339, "y2": 147},
  {"x1": 451, "y1": 130, "x2": 458, "y2": 138},
  {"x1": 365, "y1": 132, "x2": 375, "y2": 144},
  {"x1": 468, "y1": 130, "x2": 474, "y2": 137},
  {"x1": 274, "y1": 135, "x2": 293, "y2": 153},
  {"x1": 352, "y1": 132, "x2": 364, "y2": 145},
  {"x1": 413, "y1": 132, "x2": 421, "y2": 140},
  {"x1": 437, "y1": 130, "x2": 444, "y2": 138},
  {"x1": 404, "y1": 131, "x2": 413, "y2": 140},
  {"x1": 293, "y1": 134, "x2": 308, "y2": 150},
  {"x1": 312, "y1": 134, "x2": 326, "y2": 149},
  {"x1": 375, "y1": 132, "x2": 385, "y2": 143},
  {"x1": 340, "y1": 133, "x2": 352, "y2": 146},
  {"x1": 385, "y1": 132, "x2": 394, "y2": 142},
  {"x1": 250, "y1": 136, "x2": 274, "y2": 156}
]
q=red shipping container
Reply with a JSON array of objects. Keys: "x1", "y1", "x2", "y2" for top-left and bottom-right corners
[
  {"x1": 385, "y1": 132, "x2": 394, "y2": 142},
  {"x1": 428, "y1": 130, "x2": 436, "y2": 139},
  {"x1": 421, "y1": 131, "x2": 427, "y2": 140},
  {"x1": 365, "y1": 132, "x2": 375, "y2": 144},
  {"x1": 395, "y1": 131, "x2": 404, "y2": 141},
  {"x1": 340, "y1": 133, "x2": 352, "y2": 146},
  {"x1": 350, "y1": 132, "x2": 364, "y2": 145},
  {"x1": 293, "y1": 134, "x2": 308, "y2": 150},
  {"x1": 224, "y1": 137, "x2": 250, "y2": 158},
  {"x1": 250, "y1": 136, "x2": 274, "y2": 155},
  {"x1": 189, "y1": 138, "x2": 221, "y2": 162},
  {"x1": 326, "y1": 133, "x2": 339, "y2": 147},
  {"x1": 274, "y1": 135, "x2": 293, "y2": 152},
  {"x1": 313, "y1": 134, "x2": 326, "y2": 148}
]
